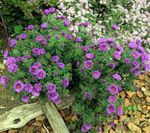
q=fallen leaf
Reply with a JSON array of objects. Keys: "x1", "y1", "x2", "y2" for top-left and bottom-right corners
[
  {"x1": 41, "y1": 127, "x2": 46, "y2": 133},
  {"x1": 27, "y1": 126, "x2": 34, "y2": 133},
  {"x1": 120, "y1": 115, "x2": 127, "y2": 122},
  {"x1": 119, "y1": 91, "x2": 126, "y2": 98},
  {"x1": 139, "y1": 75, "x2": 145, "y2": 80},
  {"x1": 137, "y1": 91, "x2": 144, "y2": 98},
  {"x1": 124, "y1": 98, "x2": 130, "y2": 107},
  {"x1": 142, "y1": 126, "x2": 150, "y2": 133},
  {"x1": 114, "y1": 119, "x2": 118, "y2": 124},
  {"x1": 110, "y1": 129, "x2": 115, "y2": 133},
  {"x1": 145, "y1": 97, "x2": 150, "y2": 103},
  {"x1": 71, "y1": 115, "x2": 78, "y2": 121},
  {"x1": 36, "y1": 116, "x2": 45, "y2": 122},
  {"x1": 126, "y1": 91, "x2": 136, "y2": 98},
  {"x1": 32, "y1": 121, "x2": 42, "y2": 127},
  {"x1": 127, "y1": 122, "x2": 142, "y2": 133}
]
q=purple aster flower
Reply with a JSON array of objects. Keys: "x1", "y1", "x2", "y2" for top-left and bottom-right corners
[
  {"x1": 98, "y1": 38, "x2": 107, "y2": 44},
  {"x1": 136, "y1": 37, "x2": 142, "y2": 45},
  {"x1": 116, "y1": 44, "x2": 123, "y2": 52},
  {"x1": 4, "y1": 50, "x2": 8, "y2": 59},
  {"x1": 36, "y1": 35, "x2": 45, "y2": 42},
  {"x1": 76, "y1": 37, "x2": 82, "y2": 43},
  {"x1": 124, "y1": 58, "x2": 131, "y2": 64},
  {"x1": 31, "y1": 88, "x2": 40, "y2": 96},
  {"x1": 44, "y1": 8, "x2": 50, "y2": 15},
  {"x1": 29, "y1": 65, "x2": 39, "y2": 75},
  {"x1": 24, "y1": 83, "x2": 33, "y2": 93},
  {"x1": 0, "y1": 76, "x2": 9, "y2": 86},
  {"x1": 111, "y1": 24, "x2": 119, "y2": 30},
  {"x1": 51, "y1": 56, "x2": 59, "y2": 63},
  {"x1": 136, "y1": 45, "x2": 145, "y2": 53},
  {"x1": 47, "y1": 34, "x2": 51, "y2": 38},
  {"x1": 55, "y1": 34, "x2": 60, "y2": 39},
  {"x1": 20, "y1": 33, "x2": 27, "y2": 40},
  {"x1": 21, "y1": 96, "x2": 29, "y2": 103},
  {"x1": 54, "y1": 97, "x2": 61, "y2": 104},
  {"x1": 92, "y1": 70, "x2": 101, "y2": 79},
  {"x1": 144, "y1": 63, "x2": 150, "y2": 72},
  {"x1": 118, "y1": 86, "x2": 122, "y2": 91},
  {"x1": 34, "y1": 62, "x2": 42, "y2": 69},
  {"x1": 109, "y1": 62, "x2": 116, "y2": 69},
  {"x1": 117, "y1": 107, "x2": 123, "y2": 116},
  {"x1": 128, "y1": 42, "x2": 137, "y2": 49},
  {"x1": 84, "y1": 60, "x2": 93, "y2": 69},
  {"x1": 113, "y1": 51, "x2": 121, "y2": 60},
  {"x1": 131, "y1": 51, "x2": 140, "y2": 59},
  {"x1": 27, "y1": 25, "x2": 34, "y2": 30},
  {"x1": 48, "y1": 91, "x2": 59, "y2": 101},
  {"x1": 62, "y1": 78, "x2": 69, "y2": 88},
  {"x1": 82, "y1": 45, "x2": 89, "y2": 52},
  {"x1": 85, "y1": 53, "x2": 94, "y2": 59},
  {"x1": 113, "y1": 73, "x2": 122, "y2": 81},
  {"x1": 106, "y1": 104, "x2": 116, "y2": 114},
  {"x1": 39, "y1": 48, "x2": 46, "y2": 55},
  {"x1": 6, "y1": 57, "x2": 16, "y2": 66},
  {"x1": 16, "y1": 57, "x2": 22, "y2": 62},
  {"x1": 134, "y1": 68, "x2": 141, "y2": 76},
  {"x1": 107, "y1": 38, "x2": 114, "y2": 43},
  {"x1": 49, "y1": 7, "x2": 56, "y2": 13},
  {"x1": 90, "y1": 43, "x2": 95, "y2": 49},
  {"x1": 108, "y1": 84, "x2": 118, "y2": 95},
  {"x1": 76, "y1": 61, "x2": 80, "y2": 67},
  {"x1": 65, "y1": 34, "x2": 72, "y2": 40},
  {"x1": 108, "y1": 96, "x2": 116, "y2": 103},
  {"x1": 13, "y1": 80, "x2": 24, "y2": 93},
  {"x1": 81, "y1": 126, "x2": 88, "y2": 133},
  {"x1": 9, "y1": 39, "x2": 17, "y2": 47},
  {"x1": 81, "y1": 123, "x2": 91, "y2": 133},
  {"x1": 8, "y1": 63, "x2": 18, "y2": 73},
  {"x1": 63, "y1": 20, "x2": 70, "y2": 26},
  {"x1": 36, "y1": 69, "x2": 46, "y2": 79},
  {"x1": 132, "y1": 61, "x2": 140, "y2": 68},
  {"x1": 40, "y1": 23, "x2": 48, "y2": 29},
  {"x1": 53, "y1": 26, "x2": 59, "y2": 30},
  {"x1": 81, "y1": 21, "x2": 89, "y2": 27},
  {"x1": 84, "y1": 92, "x2": 92, "y2": 99},
  {"x1": 47, "y1": 83, "x2": 57, "y2": 93},
  {"x1": 141, "y1": 53, "x2": 149, "y2": 62},
  {"x1": 23, "y1": 55, "x2": 31, "y2": 60},
  {"x1": 58, "y1": 62, "x2": 65, "y2": 69},
  {"x1": 34, "y1": 83, "x2": 42, "y2": 91},
  {"x1": 99, "y1": 43, "x2": 109, "y2": 52}
]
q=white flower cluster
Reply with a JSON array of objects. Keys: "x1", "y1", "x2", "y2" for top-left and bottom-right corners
[{"x1": 58, "y1": 0, "x2": 150, "y2": 51}]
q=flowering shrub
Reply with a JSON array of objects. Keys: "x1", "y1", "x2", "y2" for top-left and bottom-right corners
[{"x1": 0, "y1": 7, "x2": 150, "y2": 132}]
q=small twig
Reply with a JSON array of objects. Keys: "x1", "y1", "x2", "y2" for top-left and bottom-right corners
[{"x1": 43, "y1": 124, "x2": 50, "y2": 133}]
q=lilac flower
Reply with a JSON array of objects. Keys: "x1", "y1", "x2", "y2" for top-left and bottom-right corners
[
  {"x1": 131, "y1": 51, "x2": 140, "y2": 59},
  {"x1": 36, "y1": 35, "x2": 45, "y2": 42},
  {"x1": 21, "y1": 96, "x2": 29, "y2": 103},
  {"x1": 128, "y1": 42, "x2": 137, "y2": 49},
  {"x1": 13, "y1": 80, "x2": 24, "y2": 93},
  {"x1": 4, "y1": 50, "x2": 8, "y2": 59},
  {"x1": 9, "y1": 39, "x2": 17, "y2": 47},
  {"x1": 98, "y1": 38, "x2": 107, "y2": 43},
  {"x1": 24, "y1": 83, "x2": 33, "y2": 93},
  {"x1": 109, "y1": 62, "x2": 116, "y2": 69},
  {"x1": 0, "y1": 76, "x2": 9, "y2": 86},
  {"x1": 63, "y1": 20, "x2": 70, "y2": 26},
  {"x1": 34, "y1": 83, "x2": 42, "y2": 91},
  {"x1": 117, "y1": 107, "x2": 123, "y2": 116},
  {"x1": 124, "y1": 58, "x2": 131, "y2": 64},
  {"x1": 82, "y1": 45, "x2": 89, "y2": 52},
  {"x1": 99, "y1": 43, "x2": 109, "y2": 52},
  {"x1": 65, "y1": 34, "x2": 72, "y2": 40},
  {"x1": 108, "y1": 96, "x2": 116, "y2": 103},
  {"x1": 34, "y1": 62, "x2": 42, "y2": 69},
  {"x1": 106, "y1": 104, "x2": 116, "y2": 114},
  {"x1": 48, "y1": 92, "x2": 59, "y2": 101},
  {"x1": 58, "y1": 62, "x2": 65, "y2": 69},
  {"x1": 27, "y1": 25, "x2": 34, "y2": 30},
  {"x1": 107, "y1": 38, "x2": 114, "y2": 43},
  {"x1": 49, "y1": 7, "x2": 56, "y2": 13},
  {"x1": 36, "y1": 69, "x2": 46, "y2": 79},
  {"x1": 20, "y1": 33, "x2": 27, "y2": 40},
  {"x1": 112, "y1": 24, "x2": 119, "y2": 30},
  {"x1": 113, "y1": 73, "x2": 122, "y2": 81},
  {"x1": 29, "y1": 65, "x2": 39, "y2": 75},
  {"x1": 8, "y1": 64, "x2": 18, "y2": 73},
  {"x1": 108, "y1": 84, "x2": 118, "y2": 95},
  {"x1": 40, "y1": 23, "x2": 48, "y2": 29},
  {"x1": 116, "y1": 44, "x2": 123, "y2": 52},
  {"x1": 84, "y1": 60, "x2": 93, "y2": 69},
  {"x1": 47, "y1": 83, "x2": 57, "y2": 93},
  {"x1": 6, "y1": 57, "x2": 16, "y2": 66},
  {"x1": 85, "y1": 53, "x2": 94, "y2": 59},
  {"x1": 31, "y1": 88, "x2": 40, "y2": 96},
  {"x1": 62, "y1": 78, "x2": 69, "y2": 88},
  {"x1": 113, "y1": 51, "x2": 121, "y2": 60},
  {"x1": 92, "y1": 70, "x2": 101, "y2": 79},
  {"x1": 76, "y1": 37, "x2": 82, "y2": 43}
]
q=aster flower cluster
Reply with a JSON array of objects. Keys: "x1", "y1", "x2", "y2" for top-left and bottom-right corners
[{"x1": 0, "y1": 7, "x2": 149, "y2": 133}]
